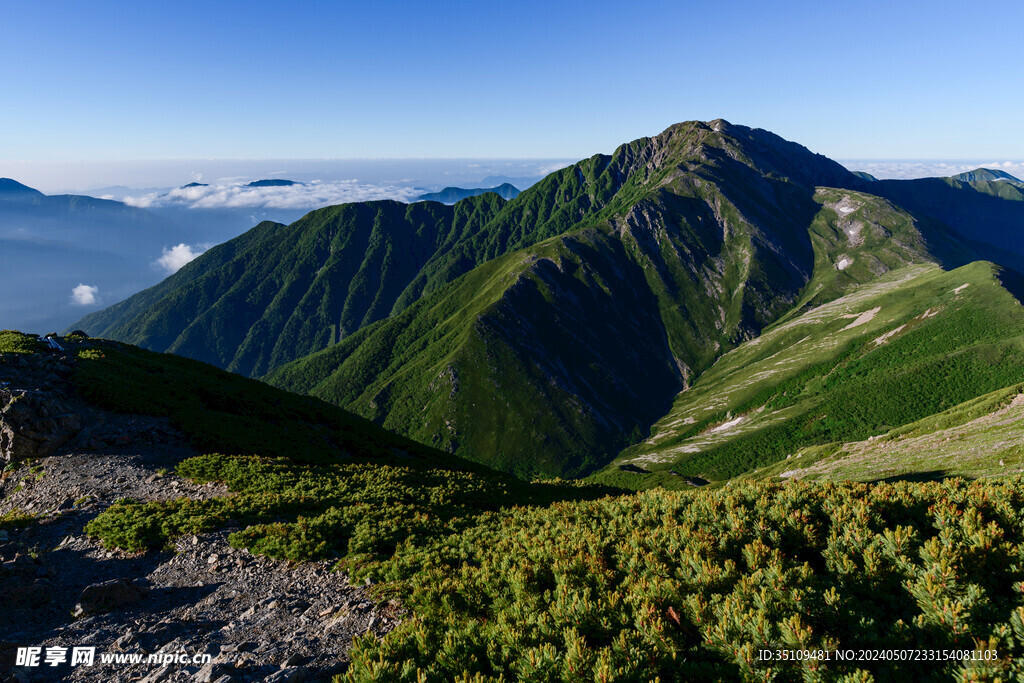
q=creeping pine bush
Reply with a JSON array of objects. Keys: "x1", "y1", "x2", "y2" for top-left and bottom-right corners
[
  {"x1": 0, "y1": 330, "x2": 43, "y2": 354},
  {"x1": 343, "y1": 478, "x2": 1024, "y2": 682},
  {"x1": 87, "y1": 455, "x2": 1024, "y2": 681}
]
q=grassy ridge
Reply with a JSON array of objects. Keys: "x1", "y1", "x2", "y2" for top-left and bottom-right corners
[
  {"x1": 745, "y1": 383, "x2": 1024, "y2": 483},
  {"x1": 70, "y1": 337, "x2": 456, "y2": 467},
  {"x1": 597, "y1": 261, "x2": 1024, "y2": 488},
  {"x1": 679, "y1": 265, "x2": 1024, "y2": 480}
]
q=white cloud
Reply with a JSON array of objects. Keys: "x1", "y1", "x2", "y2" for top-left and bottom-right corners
[
  {"x1": 70, "y1": 284, "x2": 99, "y2": 306},
  {"x1": 538, "y1": 162, "x2": 573, "y2": 176},
  {"x1": 155, "y1": 243, "x2": 207, "y2": 274},
  {"x1": 122, "y1": 179, "x2": 422, "y2": 211}
]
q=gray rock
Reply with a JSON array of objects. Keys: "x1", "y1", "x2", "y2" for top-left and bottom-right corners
[
  {"x1": 140, "y1": 667, "x2": 172, "y2": 683},
  {"x1": 192, "y1": 661, "x2": 232, "y2": 682},
  {"x1": 74, "y1": 578, "x2": 146, "y2": 616},
  {"x1": 265, "y1": 667, "x2": 306, "y2": 683},
  {"x1": 0, "y1": 390, "x2": 83, "y2": 464}
]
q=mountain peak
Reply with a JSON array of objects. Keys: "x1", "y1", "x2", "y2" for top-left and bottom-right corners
[
  {"x1": 417, "y1": 184, "x2": 520, "y2": 204},
  {"x1": 707, "y1": 118, "x2": 733, "y2": 132},
  {"x1": 952, "y1": 168, "x2": 1022, "y2": 184},
  {"x1": 245, "y1": 179, "x2": 298, "y2": 188},
  {"x1": 636, "y1": 119, "x2": 857, "y2": 192},
  {"x1": 0, "y1": 178, "x2": 45, "y2": 199}
]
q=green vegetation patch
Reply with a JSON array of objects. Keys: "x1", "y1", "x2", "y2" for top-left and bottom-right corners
[
  {"x1": 0, "y1": 330, "x2": 44, "y2": 354},
  {"x1": 343, "y1": 478, "x2": 1024, "y2": 682},
  {"x1": 85, "y1": 453, "x2": 613, "y2": 563},
  {"x1": 89, "y1": 454, "x2": 1024, "y2": 681},
  {"x1": 742, "y1": 384, "x2": 1024, "y2": 484},
  {"x1": 0, "y1": 508, "x2": 36, "y2": 530}
]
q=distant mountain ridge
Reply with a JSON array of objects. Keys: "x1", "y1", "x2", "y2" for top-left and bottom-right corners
[
  {"x1": 71, "y1": 197, "x2": 509, "y2": 376},
  {"x1": 952, "y1": 168, "x2": 1022, "y2": 184},
  {"x1": 416, "y1": 183, "x2": 520, "y2": 204},
  {"x1": 0, "y1": 177, "x2": 46, "y2": 198},
  {"x1": 245, "y1": 179, "x2": 298, "y2": 187},
  {"x1": 0, "y1": 179, "x2": 196, "y2": 332}
]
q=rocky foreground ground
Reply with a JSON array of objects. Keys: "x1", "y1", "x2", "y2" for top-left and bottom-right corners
[{"x1": 0, "y1": 347, "x2": 400, "y2": 682}]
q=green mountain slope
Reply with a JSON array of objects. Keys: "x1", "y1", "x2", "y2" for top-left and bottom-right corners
[
  {"x1": 70, "y1": 219, "x2": 287, "y2": 340},
  {"x1": 592, "y1": 260, "x2": 1024, "y2": 488},
  {"x1": 951, "y1": 167, "x2": 1023, "y2": 184},
  {"x1": 746, "y1": 381, "x2": 1024, "y2": 483},
  {"x1": 73, "y1": 196, "x2": 506, "y2": 376},
  {"x1": 71, "y1": 119, "x2": 1019, "y2": 480},
  {"x1": 265, "y1": 135, "x2": 967, "y2": 477},
  {"x1": 71, "y1": 119, "x2": 859, "y2": 379}
]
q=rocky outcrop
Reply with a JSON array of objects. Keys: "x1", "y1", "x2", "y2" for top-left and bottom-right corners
[
  {"x1": 1, "y1": 388, "x2": 83, "y2": 464},
  {"x1": 0, "y1": 350, "x2": 84, "y2": 465}
]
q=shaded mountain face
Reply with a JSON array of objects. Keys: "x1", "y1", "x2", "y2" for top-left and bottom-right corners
[
  {"x1": 867, "y1": 176, "x2": 1024, "y2": 269},
  {"x1": 72, "y1": 120, "x2": 1015, "y2": 477},
  {"x1": 416, "y1": 183, "x2": 520, "y2": 203}
]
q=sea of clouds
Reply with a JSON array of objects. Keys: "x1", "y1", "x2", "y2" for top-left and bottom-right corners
[
  {"x1": 115, "y1": 179, "x2": 424, "y2": 211},
  {"x1": 840, "y1": 160, "x2": 1024, "y2": 181}
]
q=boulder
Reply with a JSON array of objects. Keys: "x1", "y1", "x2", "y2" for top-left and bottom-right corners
[
  {"x1": 0, "y1": 389, "x2": 82, "y2": 464},
  {"x1": 74, "y1": 578, "x2": 146, "y2": 616}
]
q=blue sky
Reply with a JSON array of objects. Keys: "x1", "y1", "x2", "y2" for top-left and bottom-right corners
[{"x1": 2, "y1": 0, "x2": 1022, "y2": 164}]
